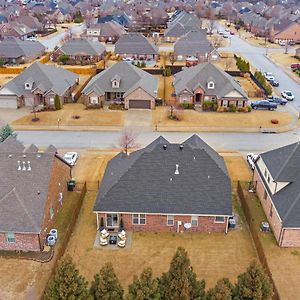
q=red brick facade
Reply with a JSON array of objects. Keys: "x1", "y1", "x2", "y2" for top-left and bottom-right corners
[
  {"x1": 96, "y1": 212, "x2": 228, "y2": 233},
  {"x1": 254, "y1": 169, "x2": 300, "y2": 247},
  {"x1": 0, "y1": 157, "x2": 70, "y2": 252}
]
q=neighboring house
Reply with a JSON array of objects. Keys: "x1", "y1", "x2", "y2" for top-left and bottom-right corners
[
  {"x1": 85, "y1": 21, "x2": 126, "y2": 43},
  {"x1": 269, "y1": 19, "x2": 300, "y2": 43},
  {"x1": 82, "y1": 61, "x2": 158, "y2": 109},
  {"x1": 164, "y1": 11, "x2": 202, "y2": 42},
  {"x1": 97, "y1": 13, "x2": 131, "y2": 27},
  {"x1": 0, "y1": 137, "x2": 71, "y2": 252},
  {"x1": 173, "y1": 62, "x2": 248, "y2": 108},
  {"x1": 254, "y1": 142, "x2": 300, "y2": 247},
  {"x1": 94, "y1": 135, "x2": 232, "y2": 233},
  {"x1": 0, "y1": 38, "x2": 45, "y2": 64},
  {"x1": 115, "y1": 33, "x2": 159, "y2": 61},
  {"x1": 15, "y1": 15, "x2": 43, "y2": 32},
  {"x1": 174, "y1": 30, "x2": 218, "y2": 64},
  {"x1": 0, "y1": 62, "x2": 79, "y2": 109},
  {"x1": 0, "y1": 22, "x2": 34, "y2": 40},
  {"x1": 295, "y1": 47, "x2": 300, "y2": 58},
  {"x1": 52, "y1": 38, "x2": 106, "y2": 64}
]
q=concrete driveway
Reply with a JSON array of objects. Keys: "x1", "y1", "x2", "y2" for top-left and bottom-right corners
[
  {"x1": 0, "y1": 107, "x2": 30, "y2": 126},
  {"x1": 124, "y1": 109, "x2": 152, "y2": 130}
]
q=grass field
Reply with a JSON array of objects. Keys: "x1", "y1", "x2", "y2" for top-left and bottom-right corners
[{"x1": 12, "y1": 103, "x2": 124, "y2": 127}]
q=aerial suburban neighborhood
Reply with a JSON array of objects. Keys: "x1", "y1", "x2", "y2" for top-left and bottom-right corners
[{"x1": 0, "y1": 0, "x2": 299, "y2": 299}]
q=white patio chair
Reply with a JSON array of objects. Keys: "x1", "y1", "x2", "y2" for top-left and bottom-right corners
[{"x1": 117, "y1": 239, "x2": 126, "y2": 248}]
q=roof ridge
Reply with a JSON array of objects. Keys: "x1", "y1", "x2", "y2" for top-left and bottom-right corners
[{"x1": 275, "y1": 142, "x2": 300, "y2": 180}]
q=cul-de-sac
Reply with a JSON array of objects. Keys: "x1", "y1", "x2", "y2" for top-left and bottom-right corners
[{"x1": 0, "y1": 1, "x2": 300, "y2": 299}]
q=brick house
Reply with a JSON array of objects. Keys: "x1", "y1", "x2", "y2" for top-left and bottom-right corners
[
  {"x1": 0, "y1": 137, "x2": 71, "y2": 252},
  {"x1": 173, "y1": 62, "x2": 248, "y2": 108},
  {"x1": 82, "y1": 61, "x2": 158, "y2": 109},
  {"x1": 269, "y1": 20, "x2": 300, "y2": 43},
  {"x1": 94, "y1": 135, "x2": 232, "y2": 233},
  {"x1": 0, "y1": 62, "x2": 79, "y2": 109},
  {"x1": 254, "y1": 142, "x2": 300, "y2": 247}
]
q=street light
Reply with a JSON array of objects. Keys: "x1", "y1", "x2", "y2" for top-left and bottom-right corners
[{"x1": 265, "y1": 45, "x2": 269, "y2": 57}]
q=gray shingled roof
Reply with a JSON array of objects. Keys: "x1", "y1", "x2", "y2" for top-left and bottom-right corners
[
  {"x1": 82, "y1": 61, "x2": 158, "y2": 98},
  {"x1": 0, "y1": 62, "x2": 79, "y2": 97},
  {"x1": 94, "y1": 135, "x2": 232, "y2": 216},
  {"x1": 115, "y1": 33, "x2": 158, "y2": 55},
  {"x1": 0, "y1": 137, "x2": 69, "y2": 233},
  {"x1": 0, "y1": 38, "x2": 45, "y2": 59},
  {"x1": 59, "y1": 38, "x2": 106, "y2": 56},
  {"x1": 174, "y1": 30, "x2": 214, "y2": 56},
  {"x1": 173, "y1": 62, "x2": 248, "y2": 99},
  {"x1": 91, "y1": 21, "x2": 126, "y2": 37},
  {"x1": 257, "y1": 142, "x2": 300, "y2": 227}
]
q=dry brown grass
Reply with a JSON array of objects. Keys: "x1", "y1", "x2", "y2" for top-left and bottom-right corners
[
  {"x1": 65, "y1": 152, "x2": 257, "y2": 291},
  {"x1": 269, "y1": 53, "x2": 299, "y2": 68},
  {"x1": 0, "y1": 74, "x2": 17, "y2": 86},
  {"x1": 12, "y1": 103, "x2": 124, "y2": 127},
  {"x1": 223, "y1": 155, "x2": 252, "y2": 181},
  {"x1": 154, "y1": 75, "x2": 165, "y2": 99},
  {"x1": 165, "y1": 76, "x2": 175, "y2": 102},
  {"x1": 153, "y1": 107, "x2": 294, "y2": 131}
]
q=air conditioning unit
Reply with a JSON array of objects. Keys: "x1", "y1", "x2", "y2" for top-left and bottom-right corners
[
  {"x1": 261, "y1": 222, "x2": 270, "y2": 232},
  {"x1": 49, "y1": 229, "x2": 58, "y2": 240},
  {"x1": 47, "y1": 235, "x2": 56, "y2": 246}
]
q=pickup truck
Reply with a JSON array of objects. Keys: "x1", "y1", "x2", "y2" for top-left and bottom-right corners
[{"x1": 251, "y1": 100, "x2": 277, "y2": 110}]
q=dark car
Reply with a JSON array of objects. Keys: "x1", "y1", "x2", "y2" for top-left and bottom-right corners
[
  {"x1": 291, "y1": 63, "x2": 300, "y2": 70},
  {"x1": 269, "y1": 79, "x2": 279, "y2": 87},
  {"x1": 267, "y1": 96, "x2": 287, "y2": 105},
  {"x1": 251, "y1": 100, "x2": 277, "y2": 110}
]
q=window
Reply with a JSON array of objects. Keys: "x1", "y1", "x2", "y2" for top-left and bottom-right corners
[
  {"x1": 112, "y1": 80, "x2": 120, "y2": 88},
  {"x1": 49, "y1": 97, "x2": 54, "y2": 105},
  {"x1": 207, "y1": 81, "x2": 215, "y2": 89},
  {"x1": 264, "y1": 168, "x2": 267, "y2": 178},
  {"x1": 215, "y1": 216, "x2": 225, "y2": 223},
  {"x1": 263, "y1": 190, "x2": 267, "y2": 200},
  {"x1": 204, "y1": 96, "x2": 209, "y2": 100},
  {"x1": 106, "y1": 214, "x2": 119, "y2": 227},
  {"x1": 267, "y1": 175, "x2": 270, "y2": 183},
  {"x1": 90, "y1": 96, "x2": 98, "y2": 104},
  {"x1": 49, "y1": 207, "x2": 54, "y2": 219},
  {"x1": 132, "y1": 214, "x2": 146, "y2": 225},
  {"x1": 167, "y1": 215, "x2": 174, "y2": 226},
  {"x1": 238, "y1": 101, "x2": 243, "y2": 108},
  {"x1": 222, "y1": 100, "x2": 228, "y2": 107},
  {"x1": 191, "y1": 216, "x2": 198, "y2": 227},
  {"x1": 6, "y1": 232, "x2": 15, "y2": 243}
]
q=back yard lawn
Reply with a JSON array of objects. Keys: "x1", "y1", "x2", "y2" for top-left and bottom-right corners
[
  {"x1": 240, "y1": 185, "x2": 300, "y2": 300},
  {"x1": 12, "y1": 103, "x2": 124, "y2": 127},
  {"x1": 64, "y1": 153, "x2": 257, "y2": 291},
  {"x1": 153, "y1": 107, "x2": 295, "y2": 132}
]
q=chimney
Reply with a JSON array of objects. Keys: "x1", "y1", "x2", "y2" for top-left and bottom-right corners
[
  {"x1": 179, "y1": 144, "x2": 183, "y2": 150},
  {"x1": 163, "y1": 144, "x2": 167, "y2": 150},
  {"x1": 175, "y1": 164, "x2": 179, "y2": 175},
  {"x1": 27, "y1": 161, "x2": 31, "y2": 171}
]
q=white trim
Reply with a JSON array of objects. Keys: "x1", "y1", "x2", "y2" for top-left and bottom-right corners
[
  {"x1": 132, "y1": 213, "x2": 146, "y2": 225},
  {"x1": 191, "y1": 216, "x2": 198, "y2": 227},
  {"x1": 214, "y1": 216, "x2": 225, "y2": 223},
  {"x1": 106, "y1": 213, "x2": 119, "y2": 228},
  {"x1": 93, "y1": 211, "x2": 231, "y2": 217}
]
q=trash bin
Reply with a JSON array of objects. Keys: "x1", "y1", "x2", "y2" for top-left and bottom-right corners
[{"x1": 67, "y1": 180, "x2": 76, "y2": 191}]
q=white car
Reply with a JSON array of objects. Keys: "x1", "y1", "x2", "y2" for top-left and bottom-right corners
[
  {"x1": 247, "y1": 153, "x2": 259, "y2": 170},
  {"x1": 123, "y1": 57, "x2": 134, "y2": 62},
  {"x1": 223, "y1": 34, "x2": 229, "y2": 38},
  {"x1": 63, "y1": 152, "x2": 78, "y2": 166},
  {"x1": 278, "y1": 40, "x2": 286, "y2": 46},
  {"x1": 264, "y1": 72, "x2": 275, "y2": 81},
  {"x1": 26, "y1": 36, "x2": 36, "y2": 41},
  {"x1": 281, "y1": 90, "x2": 295, "y2": 101}
]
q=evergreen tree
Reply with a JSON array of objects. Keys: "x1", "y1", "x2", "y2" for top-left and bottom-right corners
[
  {"x1": 158, "y1": 247, "x2": 205, "y2": 300},
  {"x1": 127, "y1": 268, "x2": 160, "y2": 300},
  {"x1": 90, "y1": 263, "x2": 124, "y2": 300},
  {"x1": 206, "y1": 278, "x2": 234, "y2": 300},
  {"x1": 54, "y1": 94, "x2": 62, "y2": 110},
  {"x1": 58, "y1": 54, "x2": 70, "y2": 65},
  {"x1": 0, "y1": 124, "x2": 16, "y2": 142},
  {"x1": 44, "y1": 255, "x2": 89, "y2": 300},
  {"x1": 233, "y1": 261, "x2": 272, "y2": 300}
]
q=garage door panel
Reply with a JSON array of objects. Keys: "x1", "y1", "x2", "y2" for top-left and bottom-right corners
[
  {"x1": 129, "y1": 100, "x2": 151, "y2": 109},
  {"x1": 0, "y1": 97, "x2": 17, "y2": 109}
]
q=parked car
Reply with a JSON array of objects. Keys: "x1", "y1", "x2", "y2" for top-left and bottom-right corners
[
  {"x1": 269, "y1": 79, "x2": 279, "y2": 87},
  {"x1": 278, "y1": 40, "x2": 286, "y2": 46},
  {"x1": 247, "y1": 153, "x2": 259, "y2": 170},
  {"x1": 63, "y1": 152, "x2": 79, "y2": 166},
  {"x1": 26, "y1": 36, "x2": 36, "y2": 41},
  {"x1": 251, "y1": 100, "x2": 277, "y2": 110},
  {"x1": 267, "y1": 96, "x2": 287, "y2": 105},
  {"x1": 223, "y1": 34, "x2": 229, "y2": 38},
  {"x1": 230, "y1": 31, "x2": 235, "y2": 35},
  {"x1": 264, "y1": 72, "x2": 275, "y2": 81},
  {"x1": 123, "y1": 57, "x2": 134, "y2": 62},
  {"x1": 288, "y1": 40, "x2": 295, "y2": 46},
  {"x1": 291, "y1": 63, "x2": 300, "y2": 70},
  {"x1": 281, "y1": 90, "x2": 295, "y2": 101}
]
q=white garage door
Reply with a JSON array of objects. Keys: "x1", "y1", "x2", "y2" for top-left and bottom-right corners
[{"x1": 0, "y1": 98, "x2": 17, "y2": 109}]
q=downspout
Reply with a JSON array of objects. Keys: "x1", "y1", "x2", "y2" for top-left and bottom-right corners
[
  {"x1": 38, "y1": 233, "x2": 43, "y2": 251},
  {"x1": 225, "y1": 217, "x2": 229, "y2": 234},
  {"x1": 96, "y1": 213, "x2": 99, "y2": 230}
]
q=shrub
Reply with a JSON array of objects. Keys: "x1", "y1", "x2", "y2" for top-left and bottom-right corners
[
  {"x1": 58, "y1": 54, "x2": 69, "y2": 65},
  {"x1": 140, "y1": 61, "x2": 146, "y2": 68},
  {"x1": 271, "y1": 119, "x2": 279, "y2": 124},
  {"x1": 247, "y1": 105, "x2": 252, "y2": 112},
  {"x1": 54, "y1": 94, "x2": 61, "y2": 110},
  {"x1": 108, "y1": 103, "x2": 124, "y2": 110},
  {"x1": 180, "y1": 102, "x2": 194, "y2": 109},
  {"x1": 228, "y1": 104, "x2": 237, "y2": 112},
  {"x1": 254, "y1": 70, "x2": 272, "y2": 95},
  {"x1": 202, "y1": 101, "x2": 217, "y2": 111},
  {"x1": 236, "y1": 57, "x2": 250, "y2": 72}
]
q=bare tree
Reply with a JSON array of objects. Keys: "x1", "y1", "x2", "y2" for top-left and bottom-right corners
[
  {"x1": 118, "y1": 128, "x2": 139, "y2": 154},
  {"x1": 284, "y1": 41, "x2": 290, "y2": 54},
  {"x1": 205, "y1": 8, "x2": 216, "y2": 35},
  {"x1": 30, "y1": 98, "x2": 39, "y2": 122},
  {"x1": 211, "y1": 36, "x2": 223, "y2": 50},
  {"x1": 225, "y1": 57, "x2": 235, "y2": 71},
  {"x1": 169, "y1": 52, "x2": 176, "y2": 66}
]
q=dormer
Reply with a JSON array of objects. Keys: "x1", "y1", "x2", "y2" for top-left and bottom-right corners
[
  {"x1": 207, "y1": 78, "x2": 215, "y2": 90},
  {"x1": 111, "y1": 74, "x2": 121, "y2": 89},
  {"x1": 24, "y1": 78, "x2": 34, "y2": 90}
]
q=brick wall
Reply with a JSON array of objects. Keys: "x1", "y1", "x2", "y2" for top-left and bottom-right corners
[
  {"x1": 0, "y1": 232, "x2": 40, "y2": 251},
  {"x1": 97, "y1": 213, "x2": 228, "y2": 233},
  {"x1": 39, "y1": 157, "x2": 71, "y2": 250},
  {"x1": 124, "y1": 88, "x2": 155, "y2": 109}
]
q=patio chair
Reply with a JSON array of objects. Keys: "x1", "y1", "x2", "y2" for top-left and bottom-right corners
[
  {"x1": 100, "y1": 236, "x2": 108, "y2": 246},
  {"x1": 117, "y1": 239, "x2": 126, "y2": 248},
  {"x1": 118, "y1": 230, "x2": 126, "y2": 240},
  {"x1": 100, "y1": 229, "x2": 109, "y2": 239}
]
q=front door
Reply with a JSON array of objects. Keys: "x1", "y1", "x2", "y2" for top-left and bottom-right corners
[
  {"x1": 106, "y1": 214, "x2": 119, "y2": 227},
  {"x1": 195, "y1": 93, "x2": 202, "y2": 103}
]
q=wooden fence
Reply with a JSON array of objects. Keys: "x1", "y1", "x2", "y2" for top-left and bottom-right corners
[{"x1": 237, "y1": 181, "x2": 280, "y2": 300}]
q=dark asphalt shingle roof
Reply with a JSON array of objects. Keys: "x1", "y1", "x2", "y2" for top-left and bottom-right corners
[
  {"x1": 0, "y1": 137, "x2": 69, "y2": 233},
  {"x1": 258, "y1": 142, "x2": 300, "y2": 227},
  {"x1": 94, "y1": 135, "x2": 232, "y2": 216}
]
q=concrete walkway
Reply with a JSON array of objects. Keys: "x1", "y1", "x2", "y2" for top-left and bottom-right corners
[{"x1": 124, "y1": 110, "x2": 153, "y2": 131}]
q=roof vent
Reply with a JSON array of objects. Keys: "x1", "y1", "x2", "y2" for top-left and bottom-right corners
[
  {"x1": 170, "y1": 178, "x2": 173, "y2": 182},
  {"x1": 17, "y1": 160, "x2": 21, "y2": 171},
  {"x1": 179, "y1": 144, "x2": 183, "y2": 150},
  {"x1": 37, "y1": 191, "x2": 40, "y2": 195},
  {"x1": 22, "y1": 161, "x2": 26, "y2": 171},
  {"x1": 37, "y1": 154, "x2": 41, "y2": 158},
  {"x1": 27, "y1": 161, "x2": 31, "y2": 171},
  {"x1": 208, "y1": 175, "x2": 210, "y2": 180},
  {"x1": 23, "y1": 154, "x2": 26, "y2": 158},
  {"x1": 8, "y1": 154, "x2": 12, "y2": 158},
  {"x1": 175, "y1": 164, "x2": 179, "y2": 175},
  {"x1": 163, "y1": 144, "x2": 167, "y2": 150}
]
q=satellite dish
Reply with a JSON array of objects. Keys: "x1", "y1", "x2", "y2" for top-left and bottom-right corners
[{"x1": 184, "y1": 223, "x2": 191, "y2": 229}]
